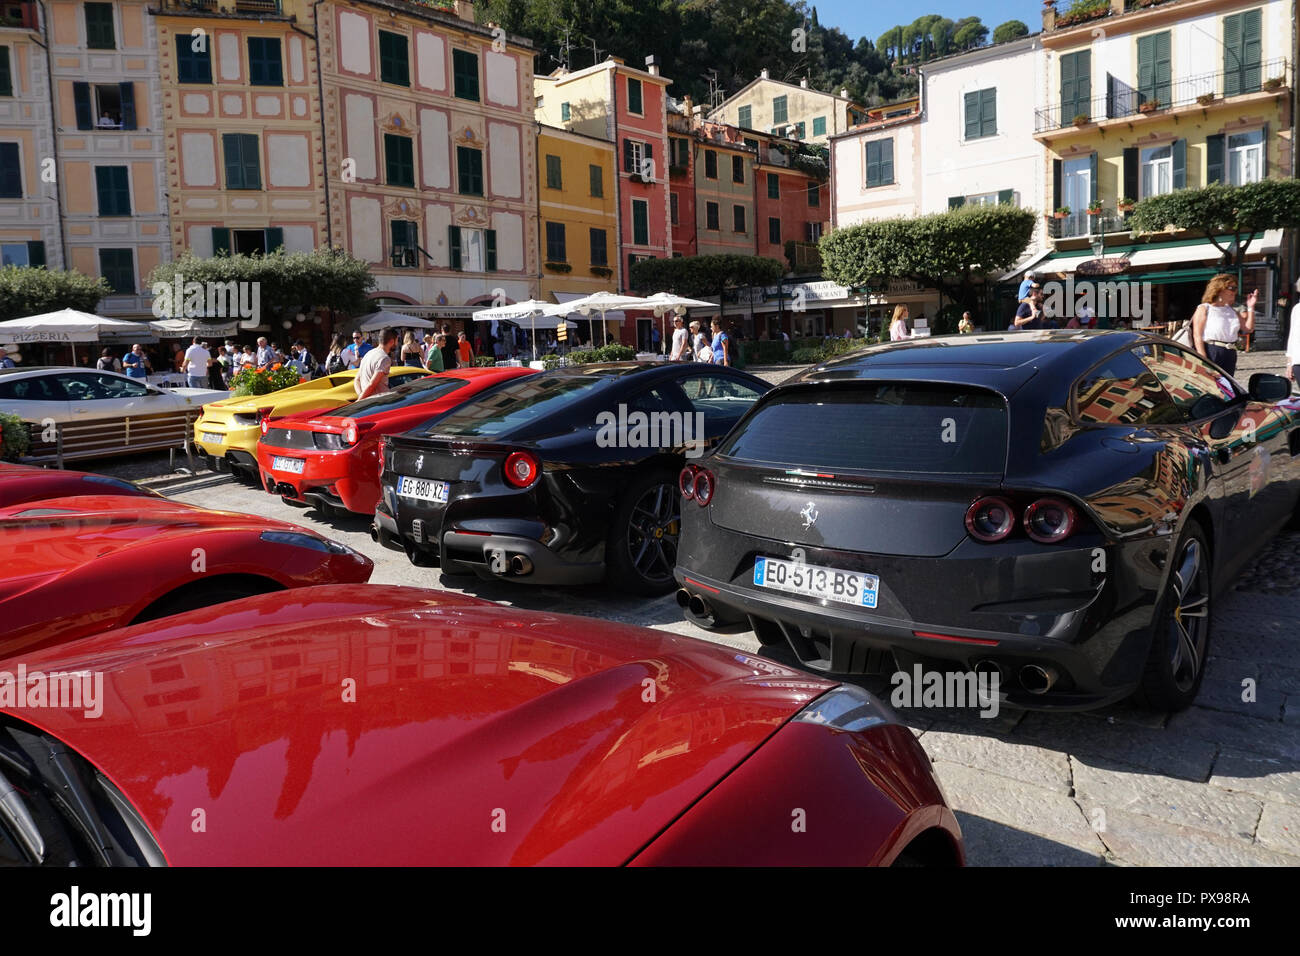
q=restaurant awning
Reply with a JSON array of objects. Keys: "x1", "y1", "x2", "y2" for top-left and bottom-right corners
[{"x1": 1029, "y1": 230, "x2": 1283, "y2": 278}]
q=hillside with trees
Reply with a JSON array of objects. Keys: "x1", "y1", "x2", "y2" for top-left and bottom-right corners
[{"x1": 476, "y1": 1, "x2": 1035, "y2": 108}]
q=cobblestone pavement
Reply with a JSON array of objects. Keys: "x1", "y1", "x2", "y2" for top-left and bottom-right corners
[{"x1": 81, "y1": 347, "x2": 1300, "y2": 866}]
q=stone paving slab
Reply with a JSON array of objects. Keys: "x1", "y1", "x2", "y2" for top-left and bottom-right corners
[
  {"x1": 1095, "y1": 808, "x2": 1299, "y2": 867},
  {"x1": 1015, "y1": 711, "x2": 1220, "y2": 782},
  {"x1": 1210, "y1": 750, "x2": 1300, "y2": 805},
  {"x1": 1255, "y1": 802, "x2": 1300, "y2": 857},
  {"x1": 1166, "y1": 707, "x2": 1300, "y2": 762},
  {"x1": 918, "y1": 724, "x2": 1074, "y2": 794}
]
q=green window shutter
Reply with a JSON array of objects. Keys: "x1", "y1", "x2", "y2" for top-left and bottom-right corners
[
  {"x1": 772, "y1": 96, "x2": 787, "y2": 125},
  {"x1": 1139, "y1": 33, "x2": 1170, "y2": 104},
  {"x1": 767, "y1": 172, "x2": 779, "y2": 198},
  {"x1": 99, "y1": 249, "x2": 133, "y2": 293},
  {"x1": 1205, "y1": 133, "x2": 1225, "y2": 183},
  {"x1": 0, "y1": 48, "x2": 11, "y2": 98},
  {"x1": 385, "y1": 135, "x2": 413, "y2": 187},
  {"x1": 812, "y1": 115, "x2": 826, "y2": 137},
  {"x1": 997, "y1": 188, "x2": 1015, "y2": 205},
  {"x1": 1260, "y1": 122, "x2": 1269, "y2": 177},
  {"x1": 1154, "y1": 32, "x2": 1171, "y2": 103},
  {"x1": 627, "y1": 77, "x2": 643, "y2": 114},
  {"x1": 1052, "y1": 158, "x2": 1062, "y2": 209},
  {"x1": 964, "y1": 91, "x2": 980, "y2": 139},
  {"x1": 589, "y1": 228, "x2": 607, "y2": 266},
  {"x1": 485, "y1": 228, "x2": 497, "y2": 271},
  {"x1": 948, "y1": 196, "x2": 965, "y2": 209},
  {"x1": 738, "y1": 105, "x2": 751, "y2": 128},
  {"x1": 379, "y1": 32, "x2": 409, "y2": 86},
  {"x1": 633, "y1": 200, "x2": 649, "y2": 245},
  {"x1": 545, "y1": 154, "x2": 561, "y2": 189},
  {"x1": 1242, "y1": 9, "x2": 1262, "y2": 93},
  {"x1": 807, "y1": 182, "x2": 819, "y2": 206},
  {"x1": 448, "y1": 225, "x2": 461, "y2": 270},
  {"x1": 73, "y1": 82, "x2": 92, "y2": 130},
  {"x1": 1089, "y1": 152, "x2": 1098, "y2": 203},
  {"x1": 457, "y1": 146, "x2": 482, "y2": 194},
  {"x1": 26, "y1": 240, "x2": 45, "y2": 266},
  {"x1": 453, "y1": 49, "x2": 479, "y2": 101},
  {"x1": 1061, "y1": 51, "x2": 1090, "y2": 120},
  {"x1": 176, "y1": 34, "x2": 212, "y2": 84},
  {"x1": 84, "y1": 3, "x2": 114, "y2": 50},
  {"x1": 880, "y1": 138, "x2": 894, "y2": 183},
  {"x1": 561, "y1": 101, "x2": 570, "y2": 121},
  {"x1": 242, "y1": 135, "x2": 261, "y2": 189},
  {"x1": 589, "y1": 163, "x2": 602, "y2": 197},
  {"x1": 265, "y1": 227, "x2": 284, "y2": 252},
  {"x1": 643, "y1": 141, "x2": 652, "y2": 173},
  {"x1": 865, "y1": 141, "x2": 880, "y2": 186},
  {"x1": 119, "y1": 82, "x2": 136, "y2": 129},
  {"x1": 95, "y1": 166, "x2": 129, "y2": 215},
  {"x1": 623, "y1": 138, "x2": 634, "y2": 173},
  {"x1": 733, "y1": 204, "x2": 745, "y2": 232},
  {"x1": 212, "y1": 227, "x2": 230, "y2": 255},
  {"x1": 980, "y1": 88, "x2": 996, "y2": 137},
  {"x1": 705, "y1": 202, "x2": 718, "y2": 230},
  {"x1": 248, "y1": 37, "x2": 283, "y2": 87},
  {"x1": 1172, "y1": 138, "x2": 1186, "y2": 189},
  {"x1": 1137, "y1": 34, "x2": 1155, "y2": 102},
  {"x1": 768, "y1": 217, "x2": 780, "y2": 244},
  {"x1": 795, "y1": 121, "x2": 805, "y2": 139},
  {"x1": 1122, "y1": 147, "x2": 1138, "y2": 200},
  {"x1": 704, "y1": 150, "x2": 716, "y2": 178}
]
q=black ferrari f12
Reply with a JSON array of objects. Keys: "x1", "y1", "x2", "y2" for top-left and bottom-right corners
[{"x1": 674, "y1": 330, "x2": 1300, "y2": 711}]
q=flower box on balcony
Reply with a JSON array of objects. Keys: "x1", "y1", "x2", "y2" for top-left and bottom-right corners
[
  {"x1": 1196, "y1": 93, "x2": 1217, "y2": 106},
  {"x1": 1085, "y1": 205, "x2": 1103, "y2": 216},
  {"x1": 1264, "y1": 76, "x2": 1285, "y2": 91},
  {"x1": 1053, "y1": 208, "x2": 1071, "y2": 219},
  {"x1": 1117, "y1": 198, "x2": 1135, "y2": 213},
  {"x1": 544, "y1": 262, "x2": 572, "y2": 273},
  {"x1": 1138, "y1": 100, "x2": 1163, "y2": 114},
  {"x1": 590, "y1": 265, "x2": 613, "y2": 278},
  {"x1": 1073, "y1": 113, "x2": 1091, "y2": 126}
]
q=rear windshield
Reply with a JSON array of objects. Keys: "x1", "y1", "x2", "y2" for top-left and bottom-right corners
[
  {"x1": 719, "y1": 383, "x2": 1008, "y2": 475},
  {"x1": 422, "y1": 375, "x2": 607, "y2": 437},
  {"x1": 332, "y1": 377, "x2": 465, "y2": 420}
]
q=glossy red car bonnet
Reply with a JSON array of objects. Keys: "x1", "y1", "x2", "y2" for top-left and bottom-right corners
[
  {"x1": 0, "y1": 495, "x2": 373, "y2": 655},
  {"x1": 6, "y1": 585, "x2": 961, "y2": 866},
  {"x1": 0, "y1": 463, "x2": 162, "y2": 508}
]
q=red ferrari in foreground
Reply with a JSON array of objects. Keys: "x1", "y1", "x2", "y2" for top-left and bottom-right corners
[
  {"x1": 0, "y1": 585, "x2": 962, "y2": 866},
  {"x1": 0, "y1": 462, "x2": 161, "y2": 508},
  {"x1": 257, "y1": 367, "x2": 537, "y2": 516},
  {"x1": 0, "y1": 495, "x2": 373, "y2": 656}
]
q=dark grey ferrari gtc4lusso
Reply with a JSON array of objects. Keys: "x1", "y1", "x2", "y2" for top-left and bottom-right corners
[{"x1": 674, "y1": 330, "x2": 1300, "y2": 712}]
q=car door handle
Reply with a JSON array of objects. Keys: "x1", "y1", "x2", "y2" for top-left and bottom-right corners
[{"x1": 74, "y1": 408, "x2": 88, "y2": 414}]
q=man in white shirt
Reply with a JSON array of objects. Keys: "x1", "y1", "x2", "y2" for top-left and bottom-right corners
[
  {"x1": 355, "y1": 327, "x2": 397, "y2": 400},
  {"x1": 669, "y1": 315, "x2": 689, "y2": 361},
  {"x1": 182, "y1": 337, "x2": 210, "y2": 388},
  {"x1": 255, "y1": 336, "x2": 275, "y2": 369}
]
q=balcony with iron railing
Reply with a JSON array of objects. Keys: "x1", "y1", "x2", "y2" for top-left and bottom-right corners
[
  {"x1": 1042, "y1": 0, "x2": 1182, "y2": 33},
  {"x1": 1047, "y1": 210, "x2": 1132, "y2": 241},
  {"x1": 1035, "y1": 57, "x2": 1290, "y2": 134}
]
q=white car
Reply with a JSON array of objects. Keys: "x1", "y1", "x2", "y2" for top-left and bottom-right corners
[{"x1": 0, "y1": 366, "x2": 227, "y2": 424}]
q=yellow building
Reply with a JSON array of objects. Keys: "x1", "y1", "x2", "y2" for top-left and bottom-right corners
[{"x1": 537, "y1": 124, "x2": 617, "y2": 316}]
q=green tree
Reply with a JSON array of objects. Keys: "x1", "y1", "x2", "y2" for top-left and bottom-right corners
[
  {"x1": 0, "y1": 266, "x2": 112, "y2": 322},
  {"x1": 1128, "y1": 179, "x2": 1300, "y2": 268},
  {"x1": 992, "y1": 19, "x2": 1030, "y2": 43},
  {"x1": 953, "y1": 17, "x2": 988, "y2": 49},
  {"x1": 628, "y1": 254, "x2": 785, "y2": 323}
]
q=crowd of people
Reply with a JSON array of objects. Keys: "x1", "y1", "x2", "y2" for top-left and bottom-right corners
[{"x1": 667, "y1": 315, "x2": 748, "y2": 366}]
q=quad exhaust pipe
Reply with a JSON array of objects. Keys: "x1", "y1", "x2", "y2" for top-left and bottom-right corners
[
  {"x1": 676, "y1": 589, "x2": 716, "y2": 627},
  {"x1": 1020, "y1": 664, "x2": 1059, "y2": 695}
]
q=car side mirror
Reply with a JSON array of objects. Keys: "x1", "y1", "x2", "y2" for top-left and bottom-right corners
[{"x1": 1248, "y1": 373, "x2": 1291, "y2": 402}]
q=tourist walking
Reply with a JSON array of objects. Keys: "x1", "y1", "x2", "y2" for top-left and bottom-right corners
[{"x1": 1189, "y1": 273, "x2": 1257, "y2": 377}]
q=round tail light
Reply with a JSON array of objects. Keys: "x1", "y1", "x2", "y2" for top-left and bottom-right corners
[
  {"x1": 504, "y1": 451, "x2": 540, "y2": 488},
  {"x1": 259, "y1": 417, "x2": 269, "y2": 435},
  {"x1": 341, "y1": 421, "x2": 358, "y2": 446},
  {"x1": 679, "y1": 466, "x2": 698, "y2": 499},
  {"x1": 1024, "y1": 498, "x2": 1077, "y2": 544},
  {"x1": 965, "y1": 496, "x2": 1015, "y2": 542},
  {"x1": 693, "y1": 468, "x2": 714, "y2": 506}
]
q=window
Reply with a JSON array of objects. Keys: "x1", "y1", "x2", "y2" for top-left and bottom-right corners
[
  {"x1": 806, "y1": 222, "x2": 823, "y2": 242},
  {"x1": 812, "y1": 115, "x2": 826, "y2": 137},
  {"x1": 704, "y1": 150, "x2": 717, "y2": 179},
  {"x1": 1073, "y1": 351, "x2": 1180, "y2": 425},
  {"x1": 449, "y1": 226, "x2": 486, "y2": 272},
  {"x1": 222, "y1": 133, "x2": 261, "y2": 190},
  {"x1": 766, "y1": 172, "x2": 779, "y2": 199},
  {"x1": 213, "y1": 228, "x2": 283, "y2": 255},
  {"x1": 561, "y1": 101, "x2": 570, "y2": 121},
  {"x1": 732, "y1": 204, "x2": 746, "y2": 233},
  {"x1": 378, "y1": 31, "x2": 410, "y2": 87},
  {"x1": 807, "y1": 182, "x2": 819, "y2": 207},
  {"x1": 743, "y1": 137, "x2": 758, "y2": 152},
  {"x1": 1140, "y1": 144, "x2": 1173, "y2": 197},
  {"x1": 768, "y1": 217, "x2": 780, "y2": 244},
  {"x1": 73, "y1": 82, "x2": 136, "y2": 130},
  {"x1": 632, "y1": 198, "x2": 649, "y2": 245},
  {"x1": 738, "y1": 105, "x2": 752, "y2": 129},
  {"x1": 95, "y1": 166, "x2": 130, "y2": 215},
  {"x1": 589, "y1": 227, "x2": 607, "y2": 266},
  {"x1": 678, "y1": 374, "x2": 766, "y2": 424},
  {"x1": 1, "y1": 241, "x2": 44, "y2": 266},
  {"x1": 964, "y1": 87, "x2": 996, "y2": 139},
  {"x1": 98, "y1": 248, "x2": 134, "y2": 294},
  {"x1": 671, "y1": 137, "x2": 689, "y2": 168},
  {"x1": 1228, "y1": 130, "x2": 1265, "y2": 185},
  {"x1": 456, "y1": 145, "x2": 483, "y2": 195},
  {"x1": 705, "y1": 201, "x2": 719, "y2": 230},
  {"x1": 772, "y1": 95, "x2": 787, "y2": 126},
  {"x1": 84, "y1": 3, "x2": 114, "y2": 50},
  {"x1": 452, "y1": 49, "x2": 479, "y2": 101},
  {"x1": 1136, "y1": 31, "x2": 1171, "y2": 107},
  {"x1": 627, "y1": 76, "x2": 643, "y2": 115},
  {"x1": 1062, "y1": 155, "x2": 1092, "y2": 236},
  {"x1": 175, "y1": 34, "x2": 212, "y2": 84},
  {"x1": 865, "y1": 139, "x2": 893, "y2": 187},
  {"x1": 731, "y1": 155, "x2": 744, "y2": 184},
  {"x1": 589, "y1": 163, "x2": 603, "y2": 197},
  {"x1": 622, "y1": 138, "x2": 651, "y2": 175},
  {"x1": 1134, "y1": 344, "x2": 1243, "y2": 421},
  {"x1": 966, "y1": 192, "x2": 999, "y2": 207},
  {"x1": 1060, "y1": 50, "x2": 1091, "y2": 122},
  {"x1": 794, "y1": 121, "x2": 805, "y2": 140},
  {"x1": 390, "y1": 220, "x2": 419, "y2": 268},
  {"x1": 384, "y1": 134, "x2": 415, "y2": 188},
  {"x1": 57, "y1": 371, "x2": 148, "y2": 401},
  {"x1": 0, "y1": 47, "x2": 10, "y2": 97},
  {"x1": 545, "y1": 221, "x2": 566, "y2": 262},
  {"x1": 670, "y1": 192, "x2": 678, "y2": 226},
  {"x1": 247, "y1": 37, "x2": 283, "y2": 87},
  {"x1": 1223, "y1": 9, "x2": 1261, "y2": 96},
  {"x1": 545, "y1": 154, "x2": 562, "y2": 189},
  {"x1": 0, "y1": 142, "x2": 20, "y2": 198}
]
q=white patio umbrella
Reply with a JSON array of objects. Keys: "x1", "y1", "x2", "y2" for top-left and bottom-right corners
[
  {"x1": 353, "y1": 309, "x2": 438, "y2": 332},
  {"x1": 0, "y1": 309, "x2": 153, "y2": 364},
  {"x1": 641, "y1": 293, "x2": 717, "y2": 356},
  {"x1": 472, "y1": 299, "x2": 575, "y2": 360},
  {"x1": 556, "y1": 292, "x2": 656, "y2": 348}
]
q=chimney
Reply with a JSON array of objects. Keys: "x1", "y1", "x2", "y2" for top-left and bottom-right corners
[
  {"x1": 800, "y1": 78, "x2": 809, "y2": 88},
  {"x1": 454, "y1": 0, "x2": 475, "y2": 23},
  {"x1": 760, "y1": 68, "x2": 770, "y2": 80},
  {"x1": 840, "y1": 88, "x2": 848, "y2": 98},
  {"x1": 645, "y1": 54, "x2": 659, "y2": 76}
]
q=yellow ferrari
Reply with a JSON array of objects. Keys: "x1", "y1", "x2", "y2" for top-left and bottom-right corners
[{"x1": 194, "y1": 367, "x2": 431, "y2": 475}]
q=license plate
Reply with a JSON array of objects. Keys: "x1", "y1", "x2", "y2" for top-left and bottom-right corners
[
  {"x1": 397, "y1": 475, "x2": 449, "y2": 503},
  {"x1": 271, "y1": 456, "x2": 305, "y2": 474},
  {"x1": 753, "y1": 556, "x2": 879, "y2": 608},
  {"x1": 201, "y1": 431, "x2": 223, "y2": 444}
]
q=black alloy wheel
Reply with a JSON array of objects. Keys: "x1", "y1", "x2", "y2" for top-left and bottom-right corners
[
  {"x1": 607, "y1": 470, "x2": 681, "y2": 595},
  {"x1": 1136, "y1": 520, "x2": 1211, "y2": 711}
]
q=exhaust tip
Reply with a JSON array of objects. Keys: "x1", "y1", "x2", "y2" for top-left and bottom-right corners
[
  {"x1": 369, "y1": 523, "x2": 379, "y2": 543},
  {"x1": 675, "y1": 588, "x2": 691, "y2": 609},
  {"x1": 973, "y1": 659, "x2": 1003, "y2": 681},
  {"x1": 509, "y1": 554, "x2": 533, "y2": 576},
  {"x1": 1020, "y1": 664, "x2": 1058, "y2": 695},
  {"x1": 687, "y1": 594, "x2": 715, "y2": 626}
]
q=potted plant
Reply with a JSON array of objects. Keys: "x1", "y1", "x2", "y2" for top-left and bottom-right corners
[
  {"x1": 544, "y1": 261, "x2": 572, "y2": 273},
  {"x1": 1073, "y1": 113, "x2": 1091, "y2": 126},
  {"x1": 1117, "y1": 196, "x2": 1136, "y2": 213},
  {"x1": 1264, "y1": 76, "x2": 1285, "y2": 91},
  {"x1": 1196, "y1": 92, "x2": 1216, "y2": 106},
  {"x1": 1086, "y1": 202, "x2": 1103, "y2": 216},
  {"x1": 1138, "y1": 99, "x2": 1162, "y2": 114},
  {"x1": 590, "y1": 265, "x2": 613, "y2": 278},
  {"x1": 1053, "y1": 207, "x2": 1071, "y2": 219}
]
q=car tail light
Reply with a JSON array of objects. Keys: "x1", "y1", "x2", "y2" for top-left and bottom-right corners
[
  {"x1": 679, "y1": 466, "x2": 698, "y2": 499},
  {"x1": 259, "y1": 417, "x2": 270, "y2": 435},
  {"x1": 341, "y1": 419, "x2": 373, "y2": 447},
  {"x1": 965, "y1": 496, "x2": 1015, "y2": 543},
  {"x1": 1024, "y1": 497, "x2": 1077, "y2": 544},
  {"x1": 692, "y1": 468, "x2": 714, "y2": 506},
  {"x1": 377, "y1": 437, "x2": 387, "y2": 478},
  {"x1": 504, "y1": 451, "x2": 540, "y2": 489}
]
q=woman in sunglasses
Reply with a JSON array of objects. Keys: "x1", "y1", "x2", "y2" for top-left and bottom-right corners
[{"x1": 1190, "y1": 273, "x2": 1257, "y2": 377}]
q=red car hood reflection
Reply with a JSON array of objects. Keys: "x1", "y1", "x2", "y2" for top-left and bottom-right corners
[{"x1": 9, "y1": 585, "x2": 833, "y2": 866}]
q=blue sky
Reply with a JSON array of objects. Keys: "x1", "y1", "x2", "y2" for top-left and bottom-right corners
[{"x1": 809, "y1": 1, "x2": 1044, "y2": 46}]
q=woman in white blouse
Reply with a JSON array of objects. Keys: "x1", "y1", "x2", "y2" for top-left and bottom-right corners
[
  {"x1": 1288, "y1": 280, "x2": 1300, "y2": 382},
  {"x1": 1190, "y1": 273, "x2": 1257, "y2": 377},
  {"x1": 889, "y1": 305, "x2": 912, "y2": 342}
]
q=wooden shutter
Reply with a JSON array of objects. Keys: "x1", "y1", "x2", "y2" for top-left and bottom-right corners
[
  {"x1": 212, "y1": 227, "x2": 230, "y2": 255},
  {"x1": 448, "y1": 225, "x2": 461, "y2": 270},
  {"x1": 623, "y1": 139, "x2": 634, "y2": 173},
  {"x1": 1242, "y1": 9, "x2": 1262, "y2": 93},
  {"x1": 26, "y1": 241, "x2": 45, "y2": 267},
  {"x1": 1260, "y1": 123, "x2": 1269, "y2": 177},
  {"x1": 1123, "y1": 148, "x2": 1138, "y2": 200},
  {"x1": 589, "y1": 163, "x2": 602, "y2": 196},
  {"x1": 1061, "y1": 52, "x2": 1089, "y2": 120},
  {"x1": 223, "y1": 134, "x2": 242, "y2": 188},
  {"x1": 997, "y1": 188, "x2": 1015, "y2": 205},
  {"x1": 1052, "y1": 158, "x2": 1062, "y2": 209},
  {"x1": 1223, "y1": 13, "x2": 1242, "y2": 95},
  {"x1": 485, "y1": 229, "x2": 497, "y2": 271},
  {"x1": 880, "y1": 138, "x2": 893, "y2": 183},
  {"x1": 119, "y1": 82, "x2": 136, "y2": 129},
  {"x1": 948, "y1": 196, "x2": 965, "y2": 209},
  {"x1": 0, "y1": 142, "x2": 19, "y2": 197},
  {"x1": 0, "y1": 48, "x2": 11, "y2": 97},
  {"x1": 265, "y1": 227, "x2": 284, "y2": 252},
  {"x1": 964, "y1": 91, "x2": 980, "y2": 139},
  {"x1": 1089, "y1": 152, "x2": 1098, "y2": 203},
  {"x1": 1206, "y1": 133, "x2": 1225, "y2": 184},
  {"x1": 1172, "y1": 138, "x2": 1186, "y2": 189},
  {"x1": 1137, "y1": 35, "x2": 1155, "y2": 102},
  {"x1": 73, "y1": 82, "x2": 93, "y2": 130},
  {"x1": 1153, "y1": 32, "x2": 1171, "y2": 104},
  {"x1": 980, "y1": 89, "x2": 996, "y2": 137}
]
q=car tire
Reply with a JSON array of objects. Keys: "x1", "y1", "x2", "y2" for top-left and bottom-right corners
[
  {"x1": 606, "y1": 468, "x2": 682, "y2": 596},
  {"x1": 131, "y1": 579, "x2": 283, "y2": 625},
  {"x1": 1134, "y1": 519, "x2": 1212, "y2": 712}
]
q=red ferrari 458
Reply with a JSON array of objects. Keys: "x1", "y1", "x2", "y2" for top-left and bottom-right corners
[
  {"x1": 257, "y1": 367, "x2": 537, "y2": 517},
  {"x1": 0, "y1": 462, "x2": 161, "y2": 508},
  {"x1": 0, "y1": 584, "x2": 963, "y2": 866},
  {"x1": 0, "y1": 494, "x2": 373, "y2": 657}
]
